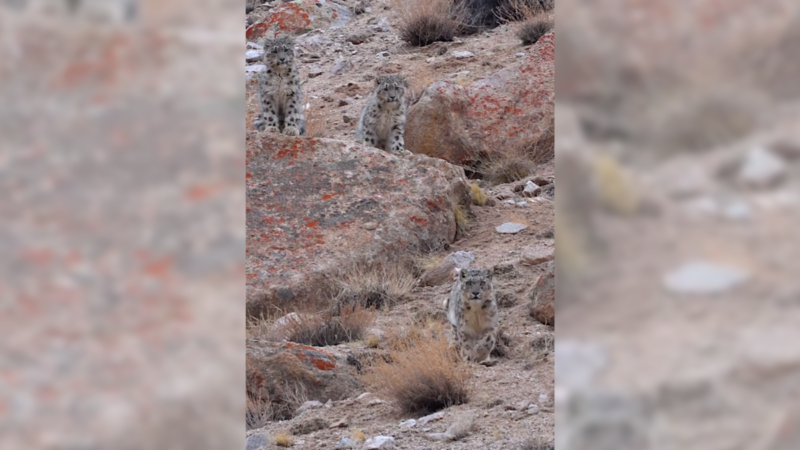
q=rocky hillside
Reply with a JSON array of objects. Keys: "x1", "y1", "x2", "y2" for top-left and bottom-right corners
[{"x1": 245, "y1": 0, "x2": 555, "y2": 449}]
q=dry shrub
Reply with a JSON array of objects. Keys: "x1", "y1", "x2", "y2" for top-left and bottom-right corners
[
  {"x1": 392, "y1": 0, "x2": 469, "y2": 47},
  {"x1": 304, "y1": 102, "x2": 330, "y2": 138},
  {"x1": 482, "y1": 107, "x2": 553, "y2": 184},
  {"x1": 484, "y1": 154, "x2": 535, "y2": 184},
  {"x1": 246, "y1": 396, "x2": 272, "y2": 430},
  {"x1": 454, "y1": 203, "x2": 469, "y2": 235},
  {"x1": 274, "y1": 432, "x2": 294, "y2": 447},
  {"x1": 333, "y1": 260, "x2": 416, "y2": 312},
  {"x1": 277, "y1": 307, "x2": 376, "y2": 347},
  {"x1": 469, "y1": 182, "x2": 488, "y2": 206},
  {"x1": 518, "y1": 18, "x2": 553, "y2": 46},
  {"x1": 246, "y1": 353, "x2": 310, "y2": 424},
  {"x1": 361, "y1": 324, "x2": 470, "y2": 415}
]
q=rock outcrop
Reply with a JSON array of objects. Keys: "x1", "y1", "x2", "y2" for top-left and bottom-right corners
[
  {"x1": 246, "y1": 133, "x2": 471, "y2": 317},
  {"x1": 405, "y1": 31, "x2": 555, "y2": 166},
  {"x1": 246, "y1": 339, "x2": 360, "y2": 419},
  {"x1": 246, "y1": 0, "x2": 352, "y2": 41}
]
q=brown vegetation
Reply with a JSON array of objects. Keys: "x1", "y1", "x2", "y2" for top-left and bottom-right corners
[{"x1": 360, "y1": 324, "x2": 471, "y2": 415}]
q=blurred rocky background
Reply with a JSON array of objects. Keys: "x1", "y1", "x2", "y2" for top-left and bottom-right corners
[
  {"x1": 556, "y1": 1, "x2": 800, "y2": 449},
  {"x1": 0, "y1": 0, "x2": 243, "y2": 448}
]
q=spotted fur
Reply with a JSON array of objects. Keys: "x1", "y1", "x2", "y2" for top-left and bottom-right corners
[
  {"x1": 253, "y1": 35, "x2": 305, "y2": 136},
  {"x1": 443, "y1": 268, "x2": 498, "y2": 365},
  {"x1": 355, "y1": 74, "x2": 409, "y2": 154}
]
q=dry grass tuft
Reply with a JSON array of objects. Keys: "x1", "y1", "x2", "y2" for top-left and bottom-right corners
[
  {"x1": 361, "y1": 323, "x2": 470, "y2": 415},
  {"x1": 518, "y1": 18, "x2": 553, "y2": 46},
  {"x1": 351, "y1": 430, "x2": 367, "y2": 441},
  {"x1": 447, "y1": 415, "x2": 475, "y2": 440},
  {"x1": 304, "y1": 102, "x2": 330, "y2": 138},
  {"x1": 274, "y1": 432, "x2": 294, "y2": 447},
  {"x1": 454, "y1": 203, "x2": 469, "y2": 234},
  {"x1": 494, "y1": 0, "x2": 552, "y2": 23},
  {"x1": 482, "y1": 106, "x2": 553, "y2": 184},
  {"x1": 333, "y1": 261, "x2": 416, "y2": 312},
  {"x1": 392, "y1": 0, "x2": 469, "y2": 47},
  {"x1": 367, "y1": 334, "x2": 382, "y2": 348},
  {"x1": 484, "y1": 156, "x2": 536, "y2": 185},
  {"x1": 246, "y1": 396, "x2": 273, "y2": 430},
  {"x1": 276, "y1": 307, "x2": 376, "y2": 347},
  {"x1": 469, "y1": 182, "x2": 488, "y2": 206}
]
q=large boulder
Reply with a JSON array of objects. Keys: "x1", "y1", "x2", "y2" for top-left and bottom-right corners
[
  {"x1": 246, "y1": 339, "x2": 360, "y2": 419},
  {"x1": 405, "y1": 31, "x2": 555, "y2": 166},
  {"x1": 246, "y1": 0, "x2": 352, "y2": 42},
  {"x1": 246, "y1": 133, "x2": 471, "y2": 317}
]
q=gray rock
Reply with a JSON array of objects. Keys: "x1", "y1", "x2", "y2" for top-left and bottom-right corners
[
  {"x1": 296, "y1": 399, "x2": 324, "y2": 414},
  {"x1": 423, "y1": 432, "x2": 452, "y2": 441},
  {"x1": 363, "y1": 436, "x2": 395, "y2": 449},
  {"x1": 346, "y1": 31, "x2": 372, "y2": 45},
  {"x1": 496, "y1": 223, "x2": 528, "y2": 234},
  {"x1": 527, "y1": 404, "x2": 540, "y2": 415},
  {"x1": 721, "y1": 200, "x2": 752, "y2": 221},
  {"x1": 453, "y1": 51, "x2": 475, "y2": 59},
  {"x1": 663, "y1": 261, "x2": 750, "y2": 294},
  {"x1": 555, "y1": 340, "x2": 608, "y2": 389},
  {"x1": 399, "y1": 419, "x2": 417, "y2": 427},
  {"x1": 418, "y1": 411, "x2": 445, "y2": 425},
  {"x1": 523, "y1": 180, "x2": 541, "y2": 197},
  {"x1": 246, "y1": 49, "x2": 264, "y2": 62},
  {"x1": 334, "y1": 437, "x2": 360, "y2": 449},
  {"x1": 451, "y1": 251, "x2": 476, "y2": 269},
  {"x1": 331, "y1": 58, "x2": 352, "y2": 75},
  {"x1": 308, "y1": 66, "x2": 325, "y2": 78},
  {"x1": 738, "y1": 146, "x2": 787, "y2": 188},
  {"x1": 245, "y1": 433, "x2": 269, "y2": 450}
]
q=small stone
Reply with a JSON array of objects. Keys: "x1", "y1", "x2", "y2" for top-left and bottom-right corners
[
  {"x1": 516, "y1": 201, "x2": 528, "y2": 207},
  {"x1": 331, "y1": 58, "x2": 352, "y2": 75},
  {"x1": 496, "y1": 223, "x2": 528, "y2": 234},
  {"x1": 437, "y1": 46, "x2": 448, "y2": 55},
  {"x1": 532, "y1": 176, "x2": 552, "y2": 186},
  {"x1": 722, "y1": 201, "x2": 752, "y2": 221},
  {"x1": 346, "y1": 31, "x2": 372, "y2": 45},
  {"x1": 516, "y1": 400, "x2": 531, "y2": 411},
  {"x1": 523, "y1": 180, "x2": 541, "y2": 197},
  {"x1": 423, "y1": 432, "x2": 452, "y2": 441},
  {"x1": 737, "y1": 146, "x2": 787, "y2": 188},
  {"x1": 418, "y1": 411, "x2": 445, "y2": 425},
  {"x1": 516, "y1": 52, "x2": 526, "y2": 57},
  {"x1": 367, "y1": 398, "x2": 384, "y2": 406},
  {"x1": 343, "y1": 115, "x2": 356, "y2": 124},
  {"x1": 399, "y1": 419, "x2": 417, "y2": 427},
  {"x1": 246, "y1": 433, "x2": 269, "y2": 450},
  {"x1": 334, "y1": 437, "x2": 360, "y2": 449},
  {"x1": 376, "y1": 51, "x2": 391, "y2": 58},
  {"x1": 363, "y1": 436, "x2": 395, "y2": 449},
  {"x1": 338, "y1": 99, "x2": 351, "y2": 107},
  {"x1": 539, "y1": 393, "x2": 549, "y2": 404},
  {"x1": 296, "y1": 400, "x2": 324, "y2": 414},
  {"x1": 452, "y1": 51, "x2": 475, "y2": 59},
  {"x1": 555, "y1": 340, "x2": 608, "y2": 389},
  {"x1": 663, "y1": 261, "x2": 750, "y2": 294},
  {"x1": 503, "y1": 199, "x2": 517, "y2": 205},
  {"x1": 527, "y1": 404, "x2": 540, "y2": 415},
  {"x1": 521, "y1": 247, "x2": 554, "y2": 266},
  {"x1": 330, "y1": 419, "x2": 349, "y2": 428},
  {"x1": 494, "y1": 187, "x2": 515, "y2": 200},
  {"x1": 356, "y1": 392, "x2": 371, "y2": 401},
  {"x1": 291, "y1": 417, "x2": 329, "y2": 435},
  {"x1": 325, "y1": 399, "x2": 333, "y2": 408},
  {"x1": 246, "y1": 49, "x2": 264, "y2": 62},
  {"x1": 246, "y1": 64, "x2": 266, "y2": 73},
  {"x1": 308, "y1": 66, "x2": 325, "y2": 78}
]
